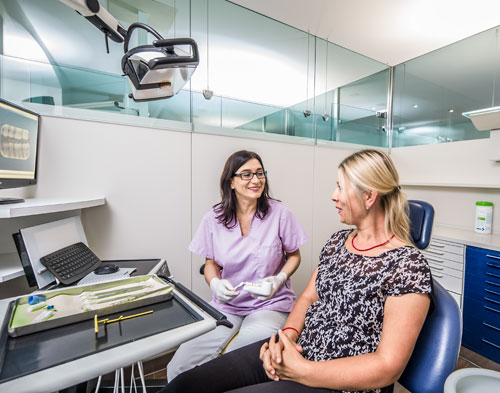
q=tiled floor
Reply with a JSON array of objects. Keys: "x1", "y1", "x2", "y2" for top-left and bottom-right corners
[{"x1": 106, "y1": 346, "x2": 500, "y2": 391}]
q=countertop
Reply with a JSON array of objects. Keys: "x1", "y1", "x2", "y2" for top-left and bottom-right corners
[{"x1": 433, "y1": 225, "x2": 500, "y2": 252}]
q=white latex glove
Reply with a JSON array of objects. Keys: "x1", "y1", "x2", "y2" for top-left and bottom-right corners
[
  {"x1": 253, "y1": 272, "x2": 287, "y2": 300},
  {"x1": 210, "y1": 278, "x2": 239, "y2": 303}
]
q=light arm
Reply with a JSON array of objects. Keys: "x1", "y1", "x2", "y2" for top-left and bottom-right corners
[{"x1": 59, "y1": 0, "x2": 127, "y2": 43}]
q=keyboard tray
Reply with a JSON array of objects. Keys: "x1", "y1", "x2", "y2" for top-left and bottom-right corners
[{"x1": 8, "y1": 275, "x2": 173, "y2": 337}]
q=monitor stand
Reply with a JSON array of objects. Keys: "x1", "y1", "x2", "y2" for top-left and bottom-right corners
[{"x1": 0, "y1": 197, "x2": 25, "y2": 205}]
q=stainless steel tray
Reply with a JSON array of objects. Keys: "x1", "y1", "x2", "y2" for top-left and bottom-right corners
[{"x1": 8, "y1": 275, "x2": 173, "y2": 337}]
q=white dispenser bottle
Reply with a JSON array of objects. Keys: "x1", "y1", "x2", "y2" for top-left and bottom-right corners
[{"x1": 475, "y1": 201, "x2": 493, "y2": 234}]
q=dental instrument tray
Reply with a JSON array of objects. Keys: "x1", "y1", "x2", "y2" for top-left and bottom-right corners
[{"x1": 7, "y1": 275, "x2": 173, "y2": 337}]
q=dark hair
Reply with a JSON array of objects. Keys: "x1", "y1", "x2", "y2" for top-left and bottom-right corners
[{"x1": 214, "y1": 150, "x2": 272, "y2": 229}]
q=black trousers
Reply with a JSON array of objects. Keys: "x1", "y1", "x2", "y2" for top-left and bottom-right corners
[{"x1": 159, "y1": 338, "x2": 393, "y2": 393}]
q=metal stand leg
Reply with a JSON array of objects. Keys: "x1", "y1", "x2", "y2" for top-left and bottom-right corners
[{"x1": 137, "y1": 360, "x2": 147, "y2": 393}]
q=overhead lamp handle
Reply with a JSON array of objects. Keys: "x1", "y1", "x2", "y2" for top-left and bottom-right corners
[
  {"x1": 124, "y1": 22, "x2": 163, "y2": 53},
  {"x1": 153, "y1": 38, "x2": 199, "y2": 62}
]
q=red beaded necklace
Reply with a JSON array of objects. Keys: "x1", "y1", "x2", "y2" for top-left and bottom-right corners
[{"x1": 351, "y1": 233, "x2": 395, "y2": 252}]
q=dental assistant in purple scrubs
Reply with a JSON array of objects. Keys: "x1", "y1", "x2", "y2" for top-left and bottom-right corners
[{"x1": 167, "y1": 150, "x2": 308, "y2": 382}]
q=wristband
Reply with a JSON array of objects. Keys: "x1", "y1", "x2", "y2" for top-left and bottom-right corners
[{"x1": 282, "y1": 326, "x2": 300, "y2": 337}]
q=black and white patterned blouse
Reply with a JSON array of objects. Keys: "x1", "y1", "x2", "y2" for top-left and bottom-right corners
[{"x1": 297, "y1": 229, "x2": 432, "y2": 393}]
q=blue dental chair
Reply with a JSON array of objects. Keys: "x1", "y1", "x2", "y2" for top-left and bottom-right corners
[{"x1": 397, "y1": 200, "x2": 462, "y2": 393}]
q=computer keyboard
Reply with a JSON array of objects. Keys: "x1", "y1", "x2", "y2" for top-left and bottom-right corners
[{"x1": 40, "y1": 242, "x2": 102, "y2": 285}]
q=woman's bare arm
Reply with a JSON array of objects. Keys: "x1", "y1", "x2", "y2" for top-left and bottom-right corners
[
  {"x1": 261, "y1": 267, "x2": 319, "y2": 379},
  {"x1": 280, "y1": 249, "x2": 301, "y2": 279},
  {"x1": 204, "y1": 258, "x2": 221, "y2": 285},
  {"x1": 282, "y1": 266, "x2": 319, "y2": 338}
]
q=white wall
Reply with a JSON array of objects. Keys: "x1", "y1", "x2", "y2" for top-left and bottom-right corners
[
  {"x1": 391, "y1": 139, "x2": 500, "y2": 234},
  {"x1": 403, "y1": 185, "x2": 500, "y2": 234},
  {"x1": 392, "y1": 139, "x2": 500, "y2": 186}
]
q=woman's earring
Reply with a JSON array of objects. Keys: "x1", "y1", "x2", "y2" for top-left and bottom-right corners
[{"x1": 366, "y1": 205, "x2": 369, "y2": 210}]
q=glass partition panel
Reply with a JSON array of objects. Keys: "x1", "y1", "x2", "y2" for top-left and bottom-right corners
[
  {"x1": 392, "y1": 27, "x2": 500, "y2": 147},
  {"x1": 0, "y1": 54, "x2": 192, "y2": 122},
  {"x1": 192, "y1": 90, "x2": 222, "y2": 127},
  {"x1": 311, "y1": 68, "x2": 389, "y2": 146},
  {"x1": 222, "y1": 98, "x2": 282, "y2": 131},
  {"x1": 1, "y1": 54, "x2": 126, "y2": 109},
  {"x1": 190, "y1": 0, "x2": 311, "y2": 111},
  {"x1": 336, "y1": 104, "x2": 387, "y2": 147},
  {"x1": 148, "y1": 89, "x2": 191, "y2": 123}
]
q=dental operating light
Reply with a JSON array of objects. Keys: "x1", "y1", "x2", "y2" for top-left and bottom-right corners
[
  {"x1": 122, "y1": 23, "x2": 199, "y2": 101},
  {"x1": 59, "y1": 0, "x2": 199, "y2": 101}
]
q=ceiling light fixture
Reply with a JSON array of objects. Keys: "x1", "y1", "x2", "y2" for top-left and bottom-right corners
[
  {"x1": 413, "y1": 104, "x2": 419, "y2": 108},
  {"x1": 463, "y1": 106, "x2": 500, "y2": 161},
  {"x1": 462, "y1": 106, "x2": 500, "y2": 130}
]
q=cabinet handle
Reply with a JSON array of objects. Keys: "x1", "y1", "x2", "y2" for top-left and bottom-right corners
[
  {"x1": 426, "y1": 249, "x2": 445, "y2": 256},
  {"x1": 486, "y1": 280, "x2": 500, "y2": 289},
  {"x1": 426, "y1": 256, "x2": 445, "y2": 263},
  {"x1": 433, "y1": 273, "x2": 444, "y2": 278},
  {"x1": 485, "y1": 288, "x2": 500, "y2": 297},
  {"x1": 482, "y1": 339, "x2": 500, "y2": 350},
  {"x1": 429, "y1": 264, "x2": 444, "y2": 271},
  {"x1": 483, "y1": 322, "x2": 500, "y2": 332},
  {"x1": 486, "y1": 262, "x2": 500, "y2": 270},
  {"x1": 486, "y1": 272, "x2": 500, "y2": 279},
  {"x1": 485, "y1": 297, "x2": 500, "y2": 306},
  {"x1": 484, "y1": 306, "x2": 500, "y2": 315},
  {"x1": 487, "y1": 254, "x2": 500, "y2": 261}
]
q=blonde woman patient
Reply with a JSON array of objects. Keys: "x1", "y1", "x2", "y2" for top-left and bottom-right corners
[{"x1": 160, "y1": 149, "x2": 431, "y2": 393}]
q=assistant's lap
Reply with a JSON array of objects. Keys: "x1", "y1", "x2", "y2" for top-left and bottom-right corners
[{"x1": 161, "y1": 338, "x2": 341, "y2": 393}]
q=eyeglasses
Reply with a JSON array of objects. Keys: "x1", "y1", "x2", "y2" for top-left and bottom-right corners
[{"x1": 233, "y1": 170, "x2": 267, "y2": 180}]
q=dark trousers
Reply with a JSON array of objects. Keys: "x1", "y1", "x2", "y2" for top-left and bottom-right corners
[{"x1": 159, "y1": 338, "x2": 393, "y2": 393}]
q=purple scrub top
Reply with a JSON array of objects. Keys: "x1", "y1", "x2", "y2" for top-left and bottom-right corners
[{"x1": 189, "y1": 199, "x2": 308, "y2": 315}]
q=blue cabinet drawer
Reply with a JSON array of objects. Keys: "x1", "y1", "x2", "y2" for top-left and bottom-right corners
[
  {"x1": 466, "y1": 247, "x2": 500, "y2": 280},
  {"x1": 463, "y1": 245, "x2": 500, "y2": 363},
  {"x1": 463, "y1": 296, "x2": 500, "y2": 326},
  {"x1": 462, "y1": 327, "x2": 500, "y2": 363},
  {"x1": 464, "y1": 279, "x2": 500, "y2": 303}
]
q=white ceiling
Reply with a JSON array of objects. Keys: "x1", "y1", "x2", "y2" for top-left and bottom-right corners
[{"x1": 230, "y1": 0, "x2": 500, "y2": 66}]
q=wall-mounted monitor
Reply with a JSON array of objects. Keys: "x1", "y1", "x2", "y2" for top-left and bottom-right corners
[{"x1": 0, "y1": 99, "x2": 40, "y2": 204}]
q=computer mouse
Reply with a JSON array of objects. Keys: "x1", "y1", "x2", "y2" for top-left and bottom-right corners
[{"x1": 94, "y1": 263, "x2": 119, "y2": 275}]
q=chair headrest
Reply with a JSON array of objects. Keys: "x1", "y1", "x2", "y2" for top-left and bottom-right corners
[{"x1": 408, "y1": 200, "x2": 434, "y2": 249}]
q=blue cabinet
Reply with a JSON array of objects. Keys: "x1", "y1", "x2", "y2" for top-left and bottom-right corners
[{"x1": 463, "y1": 246, "x2": 500, "y2": 363}]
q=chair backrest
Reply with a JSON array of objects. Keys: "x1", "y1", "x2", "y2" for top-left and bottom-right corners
[{"x1": 398, "y1": 200, "x2": 462, "y2": 393}]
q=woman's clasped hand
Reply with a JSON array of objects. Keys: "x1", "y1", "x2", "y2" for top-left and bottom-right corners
[{"x1": 260, "y1": 329, "x2": 305, "y2": 382}]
